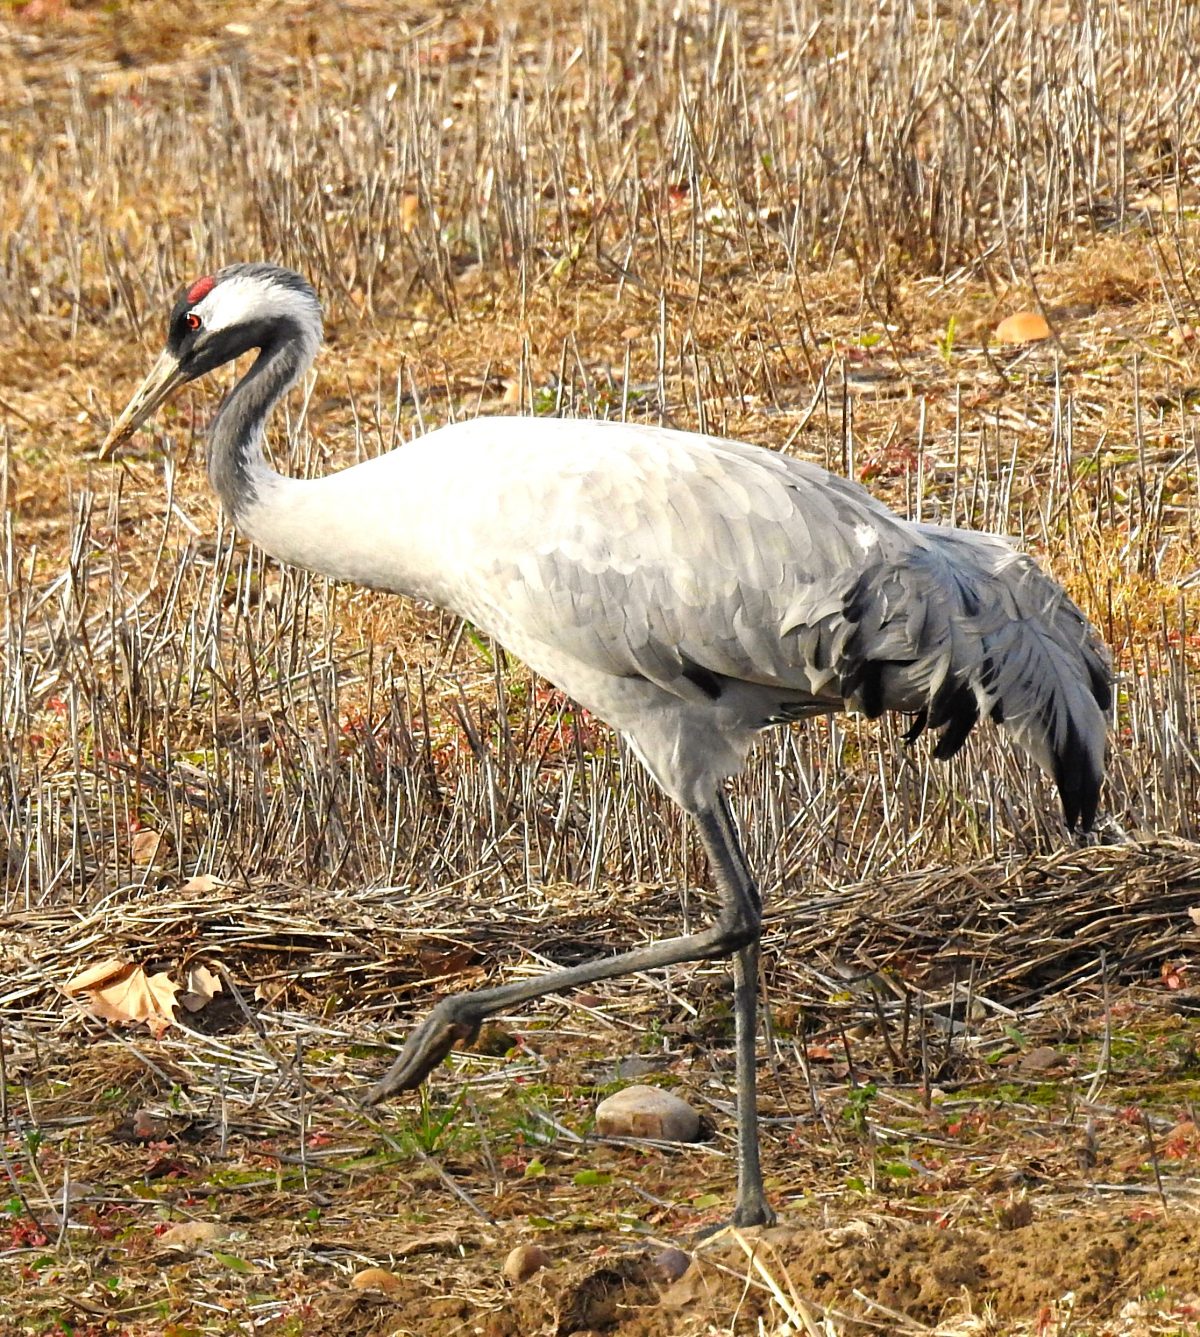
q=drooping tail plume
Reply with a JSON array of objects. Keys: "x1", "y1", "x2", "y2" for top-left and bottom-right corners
[{"x1": 842, "y1": 526, "x2": 1111, "y2": 829}]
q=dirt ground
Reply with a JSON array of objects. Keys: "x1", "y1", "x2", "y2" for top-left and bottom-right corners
[
  {"x1": 6, "y1": 1030, "x2": 1200, "y2": 1337},
  {"x1": 6, "y1": 1002, "x2": 1200, "y2": 1337},
  {"x1": 6, "y1": 853, "x2": 1200, "y2": 1335}
]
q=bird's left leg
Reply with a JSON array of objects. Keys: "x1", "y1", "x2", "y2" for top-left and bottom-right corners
[
  {"x1": 365, "y1": 795, "x2": 762, "y2": 1107},
  {"x1": 365, "y1": 790, "x2": 775, "y2": 1225},
  {"x1": 365, "y1": 867, "x2": 758, "y2": 1104},
  {"x1": 694, "y1": 792, "x2": 776, "y2": 1229}
]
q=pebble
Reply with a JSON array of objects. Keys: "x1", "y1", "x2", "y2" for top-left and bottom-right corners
[
  {"x1": 594, "y1": 1084, "x2": 701, "y2": 1142},
  {"x1": 1017, "y1": 1045, "x2": 1068, "y2": 1075},
  {"x1": 651, "y1": 1246, "x2": 692, "y2": 1282},
  {"x1": 131, "y1": 1108, "x2": 169, "y2": 1140},
  {"x1": 994, "y1": 310, "x2": 1051, "y2": 344},
  {"x1": 350, "y1": 1267, "x2": 402, "y2": 1293},
  {"x1": 54, "y1": 1180, "x2": 94, "y2": 1202},
  {"x1": 503, "y1": 1242, "x2": 552, "y2": 1283}
]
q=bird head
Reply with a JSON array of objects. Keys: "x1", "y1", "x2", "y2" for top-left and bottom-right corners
[{"x1": 99, "y1": 264, "x2": 322, "y2": 460}]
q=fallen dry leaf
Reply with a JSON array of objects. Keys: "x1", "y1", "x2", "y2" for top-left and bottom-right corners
[
  {"x1": 64, "y1": 958, "x2": 134, "y2": 994},
  {"x1": 994, "y1": 310, "x2": 1051, "y2": 343},
  {"x1": 131, "y1": 829, "x2": 164, "y2": 864},
  {"x1": 180, "y1": 873, "x2": 223, "y2": 894},
  {"x1": 392, "y1": 1229, "x2": 461, "y2": 1257},
  {"x1": 178, "y1": 963, "x2": 223, "y2": 1013},
  {"x1": 254, "y1": 980, "x2": 288, "y2": 1006},
  {"x1": 159, "y1": 1220, "x2": 227, "y2": 1249},
  {"x1": 1161, "y1": 1121, "x2": 1200, "y2": 1159},
  {"x1": 68, "y1": 963, "x2": 180, "y2": 1038}
]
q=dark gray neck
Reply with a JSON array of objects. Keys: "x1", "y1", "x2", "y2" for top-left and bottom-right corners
[{"x1": 207, "y1": 322, "x2": 313, "y2": 520}]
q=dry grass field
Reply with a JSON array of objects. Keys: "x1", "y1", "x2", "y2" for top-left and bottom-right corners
[{"x1": 3, "y1": 0, "x2": 1200, "y2": 1332}]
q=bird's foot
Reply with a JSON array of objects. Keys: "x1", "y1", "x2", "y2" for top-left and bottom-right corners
[
  {"x1": 364, "y1": 1003, "x2": 481, "y2": 1104},
  {"x1": 692, "y1": 1195, "x2": 776, "y2": 1241},
  {"x1": 731, "y1": 1195, "x2": 777, "y2": 1229}
]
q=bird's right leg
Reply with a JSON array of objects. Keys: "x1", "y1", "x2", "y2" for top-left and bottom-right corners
[{"x1": 365, "y1": 796, "x2": 762, "y2": 1111}]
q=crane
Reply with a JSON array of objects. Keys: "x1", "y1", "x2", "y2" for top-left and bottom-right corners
[{"x1": 100, "y1": 263, "x2": 1111, "y2": 1227}]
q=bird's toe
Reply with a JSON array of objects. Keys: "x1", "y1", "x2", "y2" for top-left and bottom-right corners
[
  {"x1": 364, "y1": 1008, "x2": 481, "y2": 1104},
  {"x1": 730, "y1": 1196, "x2": 777, "y2": 1230},
  {"x1": 691, "y1": 1197, "x2": 777, "y2": 1242}
]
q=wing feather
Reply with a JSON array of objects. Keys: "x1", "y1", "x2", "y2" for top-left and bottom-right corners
[{"x1": 442, "y1": 419, "x2": 1108, "y2": 827}]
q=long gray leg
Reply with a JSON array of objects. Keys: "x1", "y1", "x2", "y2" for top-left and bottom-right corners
[
  {"x1": 366, "y1": 794, "x2": 760, "y2": 1104},
  {"x1": 365, "y1": 794, "x2": 773, "y2": 1226},
  {"x1": 698, "y1": 794, "x2": 775, "y2": 1228}
]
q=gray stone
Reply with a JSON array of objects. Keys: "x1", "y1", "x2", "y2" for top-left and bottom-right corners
[
  {"x1": 594, "y1": 1084, "x2": 701, "y2": 1142},
  {"x1": 503, "y1": 1243, "x2": 552, "y2": 1283}
]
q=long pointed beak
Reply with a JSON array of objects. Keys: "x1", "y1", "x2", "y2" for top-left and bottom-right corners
[{"x1": 98, "y1": 350, "x2": 188, "y2": 461}]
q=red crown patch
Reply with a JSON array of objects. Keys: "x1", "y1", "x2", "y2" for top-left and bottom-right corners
[{"x1": 186, "y1": 275, "x2": 216, "y2": 304}]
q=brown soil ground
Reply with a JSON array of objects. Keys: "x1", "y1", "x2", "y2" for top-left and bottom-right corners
[{"x1": 7, "y1": 859, "x2": 1200, "y2": 1336}]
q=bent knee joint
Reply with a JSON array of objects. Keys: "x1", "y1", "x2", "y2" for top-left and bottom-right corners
[{"x1": 705, "y1": 915, "x2": 760, "y2": 957}]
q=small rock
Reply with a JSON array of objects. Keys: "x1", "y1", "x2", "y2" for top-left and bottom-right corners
[
  {"x1": 53, "y1": 1180, "x2": 94, "y2": 1202},
  {"x1": 594, "y1": 1085, "x2": 701, "y2": 1142},
  {"x1": 503, "y1": 1243, "x2": 551, "y2": 1283},
  {"x1": 651, "y1": 1246, "x2": 691, "y2": 1282},
  {"x1": 131, "y1": 1108, "x2": 169, "y2": 1141},
  {"x1": 1017, "y1": 1045, "x2": 1067, "y2": 1075},
  {"x1": 350, "y1": 1267, "x2": 402, "y2": 1293},
  {"x1": 994, "y1": 310, "x2": 1051, "y2": 344}
]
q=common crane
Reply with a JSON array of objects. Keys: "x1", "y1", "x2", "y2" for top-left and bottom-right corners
[{"x1": 100, "y1": 263, "x2": 1111, "y2": 1226}]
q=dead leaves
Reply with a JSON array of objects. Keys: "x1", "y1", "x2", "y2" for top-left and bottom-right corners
[
  {"x1": 178, "y1": 963, "x2": 223, "y2": 1013},
  {"x1": 64, "y1": 956, "x2": 223, "y2": 1037},
  {"x1": 60, "y1": 870, "x2": 230, "y2": 1036},
  {"x1": 130, "y1": 828, "x2": 165, "y2": 865},
  {"x1": 180, "y1": 873, "x2": 224, "y2": 895},
  {"x1": 159, "y1": 1220, "x2": 228, "y2": 1250},
  {"x1": 64, "y1": 959, "x2": 179, "y2": 1037}
]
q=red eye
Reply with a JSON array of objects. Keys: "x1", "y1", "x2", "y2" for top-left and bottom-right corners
[{"x1": 185, "y1": 313, "x2": 201, "y2": 331}]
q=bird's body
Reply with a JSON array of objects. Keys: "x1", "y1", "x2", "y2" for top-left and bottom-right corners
[
  {"x1": 101, "y1": 264, "x2": 1111, "y2": 1228},
  {"x1": 241, "y1": 415, "x2": 1107, "y2": 818}
]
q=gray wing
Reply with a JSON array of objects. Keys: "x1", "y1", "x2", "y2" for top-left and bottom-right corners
[
  {"x1": 466, "y1": 422, "x2": 1109, "y2": 828},
  {"x1": 479, "y1": 427, "x2": 912, "y2": 701}
]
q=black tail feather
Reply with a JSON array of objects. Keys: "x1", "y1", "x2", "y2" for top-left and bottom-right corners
[
  {"x1": 839, "y1": 533, "x2": 1110, "y2": 831},
  {"x1": 930, "y1": 680, "x2": 979, "y2": 760}
]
